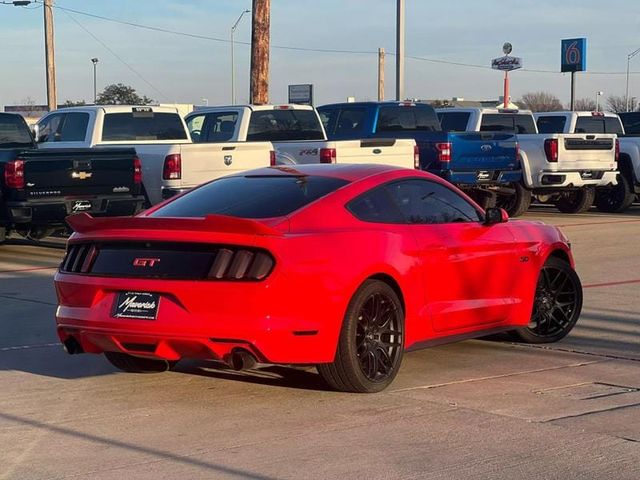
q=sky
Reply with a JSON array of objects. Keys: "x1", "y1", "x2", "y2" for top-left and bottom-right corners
[{"x1": 1, "y1": 0, "x2": 640, "y2": 109}]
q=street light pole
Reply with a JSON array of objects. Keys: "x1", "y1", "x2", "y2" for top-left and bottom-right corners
[
  {"x1": 91, "y1": 58, "x2": 99, "y2": 104},
  {"x1": 626, "y1": 47, "x2": 640, "y2": 112},
  {"x1": 595, "y1": 91, "x2": 603, "y2": 112},
  {"x1": 231, "y1": 9, "x2": 250, "y2": 104},
  {"x1": 395, "y1": 0, "x2": 405, "y2": 101}
]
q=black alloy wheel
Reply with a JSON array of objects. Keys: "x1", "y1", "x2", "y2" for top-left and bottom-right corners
[
  {"x1": 496, "y1": 182, "x2": 532, "y2": 217},
  {"x1": 554, "y1": 187, "x2": 595, "y2": 214},
  {"x1": 317, "y1": 280, "x2": 404, "y2": 393},
  {"x1": 594, "y1": 173, "x2": 636, "y2": 213},
  {"x1": 512, "y1": 257, "x2": 582, "y2": 343}
]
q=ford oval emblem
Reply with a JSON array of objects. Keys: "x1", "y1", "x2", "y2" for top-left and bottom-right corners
[{"x1": 481, "y1": 144, "x2": 492, "y2": 152}]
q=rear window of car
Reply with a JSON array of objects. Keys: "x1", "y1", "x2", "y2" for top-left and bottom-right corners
[
  {"x1": 0, "y1": 114, "x2": 33, "y2": 146},
  {"x1": 102, "y1": 112, "x2": 187, "y2": 141},
  {"x1": 247, "y1": 109, "x2": 325, "y2": 141},
  {"x1": 536, "y1": 115, "x2": 567, "y2": 133},
  {"x1": 150, "y1": 175, "x2": 349, "y2": 219},
  {"x1": 319, "y1": 107, "x2": 367, "y2": 137},
  {"x1": 376, "y1": 105, "x2": 440, "y2": 133},
  {"x1": 480, "y1": 114, "x2": 536, "y2": 134},
  {"x1": 437, "y1": 111, "x2": 471, "y2": 132},
  {"x1": 619, "y1": 112, "x2": 640, "y2": 134}
]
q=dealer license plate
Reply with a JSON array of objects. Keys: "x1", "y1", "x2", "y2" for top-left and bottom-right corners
[{"x1": 113, "y1": 291, "x2": 160, "y2": 320}]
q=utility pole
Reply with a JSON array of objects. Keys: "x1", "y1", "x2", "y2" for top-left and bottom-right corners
[
  {"x1": 378, "y1": 48, "x2": 385, "y2": 101},
  {"x1": 250, "y1": 0, "x2": 270, "y2": 105},
  {"x1": 395, "y1": 0, "x2": 405, "y2": 101},
  {"x1": 91, "y1": 58, "x2": 99, "y2": 104},
  {"x1": 43, "y1": 0, "x2": 57, "y2": 110}
]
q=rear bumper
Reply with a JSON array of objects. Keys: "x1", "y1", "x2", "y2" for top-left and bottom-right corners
[
  {"x1": 54, "y1": 271, "x2": 343, "y2": 365},
  {"x1": 439, "y1": 169, "x2": 522, "y2": 186},
  {"x1": 532, "y1": 170, "x2": 618, "y2": 189},
  {"x1": 4, "y1": 195, "x2": 144, "y2": 226}
]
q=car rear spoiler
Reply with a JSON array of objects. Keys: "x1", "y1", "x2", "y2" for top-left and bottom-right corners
[{"x1": 66, "y1": 213, "x2": 283, "y2": 237}]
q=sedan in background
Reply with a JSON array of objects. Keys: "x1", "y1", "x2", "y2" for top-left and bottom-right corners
[{"x1": 54, "y1": 164, "x2": 582, "y2": 393}]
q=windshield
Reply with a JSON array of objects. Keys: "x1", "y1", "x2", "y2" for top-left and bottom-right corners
[
  {"x1": 247, "y1": 110, "x2": 325, "y2": 141},
  {"x1": 150, "y1": 174, "x2": 349, "y2": 219},
  {"x1": 102, "y1": 111, "x2": 187, "y2": 141},
  {"x1": 0, "y1": 114, "x2": 34, "y2": 147}
]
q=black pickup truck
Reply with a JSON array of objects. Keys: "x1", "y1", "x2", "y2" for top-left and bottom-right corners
[{"x1": 0, "y1": 113, "x2": 144, "y2": 242}]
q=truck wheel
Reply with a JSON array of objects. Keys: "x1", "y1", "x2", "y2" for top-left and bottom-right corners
[
  {"x1": 554, "y1": 187, "x2": 595, "y2": 214},
  {"x1": 497, "y1": 182, "x2": 531, "y2": 217},
  {"x1": 594, "y1": 174, "x2": 636, "y2": 213}
]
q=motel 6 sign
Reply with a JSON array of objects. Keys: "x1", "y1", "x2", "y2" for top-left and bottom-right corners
[{"x1": 561, "y1": 38, "x2": 587, "y2": 73}]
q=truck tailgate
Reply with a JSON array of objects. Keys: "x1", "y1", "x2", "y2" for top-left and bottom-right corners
[
  {"x1": 558, "y1": 135, "x2": 617, "y2": 170},
  {"x1": 21, "y1": 148, "x2": 139, "y2": 198},
  {"x1": 333, "y1": 138, "x2": 416, "y2": 168},
  {"x1": 447, "y1": 132, "x2": 518, "y2": 170}
]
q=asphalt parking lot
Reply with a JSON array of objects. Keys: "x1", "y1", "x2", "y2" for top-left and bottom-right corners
[{"x1": 1, "y1": 206, "x2": 639, "y2": 480}]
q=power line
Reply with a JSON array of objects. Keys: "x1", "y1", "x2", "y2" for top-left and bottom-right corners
[
  {"x1": 60, "y1": 9, "x2": 168, "y2": 100},
  {"x1": 22, "y1": 0, "x2": 640, "y2": 76}
]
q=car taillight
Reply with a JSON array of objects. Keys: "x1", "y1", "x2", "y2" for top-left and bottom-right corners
[
  {"x1": 544, "y1": 138, "x2": 558, "y2": 163},
  {"x1": 208, "y1": 248, "x2": 274, "y2": 280},
  {"x1": 133, "y1": 156, "x2": 142, "y2": 184},
  {"x1": 163, "y1": 153, "x2": 181, "y2": 180},
  {"x1": 4, "y1": 159, "x2": 25, "y2": 189},
  {"x1": 414, "y1": 145, "x2": 420, "y2": 169},
  {"x1": 270, "y1": 150, "x2": 276, "y2": 166},
  {"x1": 435, "y1": 142, "x2": 451, "y2": 163},
  {"x1": 615, "y1": 138, "x2": 620, "y2": 162},
  {"x1": 319, "y1": 148, "x2": 336, "y2": 164}
]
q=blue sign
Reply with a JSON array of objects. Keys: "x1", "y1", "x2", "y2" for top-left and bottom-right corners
[{"x1": 561, "y1": 38, "x2": 587, "y2": 72}]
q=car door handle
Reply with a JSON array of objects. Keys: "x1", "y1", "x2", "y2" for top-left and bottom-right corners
[{"x1": 372, "y1": 148, "x2": 382, "y2": 154}]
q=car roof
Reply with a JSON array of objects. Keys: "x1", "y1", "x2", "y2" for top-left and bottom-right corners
[
  {"x1": 50, "y1": 105, "x2": 180, "y2": 114},
  {"x1": 236, "y1": 164, "x2": 418, "y2": 182}
]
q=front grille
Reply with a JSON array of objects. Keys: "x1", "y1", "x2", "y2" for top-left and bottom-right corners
[{"x1": 59, "y1": 241, "x2": 274, "y2": 281}]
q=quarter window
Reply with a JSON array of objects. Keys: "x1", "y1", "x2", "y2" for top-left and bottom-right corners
[{"x1": 386, "y1": 179, "x2": 481, "y2": 224}]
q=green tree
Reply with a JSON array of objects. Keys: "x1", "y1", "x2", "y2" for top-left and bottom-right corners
[
  {"x1": 61, "y1": 99, "x2": 86, "y2": 107},
  {"x1": 96, "y1": 83, "x2": 153, "y2": 105}
]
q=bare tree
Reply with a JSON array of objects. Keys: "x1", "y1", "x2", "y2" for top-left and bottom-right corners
[
  {"x1": 606, "y1": 95, "x2": 637, "y2": 113},
  {"x1": 574, "y1": 98, "x2": 596, "y2": 111},
  {"x1": 517, "y1": 91, "x2": 564, "y2": 112}
]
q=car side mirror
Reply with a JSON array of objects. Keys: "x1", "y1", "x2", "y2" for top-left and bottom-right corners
[{"x1": 484, "y1": 207, "x2": 509, "y2": 225}]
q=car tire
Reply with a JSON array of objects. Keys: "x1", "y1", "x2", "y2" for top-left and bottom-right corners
[
  {"x1": 104, "y1": 352, "x2": 176, "y2": 373},
  {"x1": 594, "y1": 174, "x2": 636, "y2": 213},
  {"x1": 317, "y1": 280, "x2": 404, "y2": 393},
  {"x1": 497, "y1": 182, "x2": 531, "y2": 217},
  {"x1": 511, "y1": 256, "x2": 582, "y2": 344},
  {"x1": 554, "y1": 187, "x2": 595, "y2": 214}
]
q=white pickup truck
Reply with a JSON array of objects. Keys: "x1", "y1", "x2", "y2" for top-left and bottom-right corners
[
  {"x1": 184, "y1": 104, "x2": 417, "y2": 168},
  {"x1": 34, "y1": 105, "x2": 275, "y2": 205},
  {"x1": 436, "y1": 107, "x2": 618, "y2": 214},
  {"x1": 535, "y1": 111, "x2": 639, "y2": 212}
]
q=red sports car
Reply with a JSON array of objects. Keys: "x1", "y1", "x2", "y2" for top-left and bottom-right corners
[{"x1": 55, "y1": 164, "x2": 582, "y2": 393}]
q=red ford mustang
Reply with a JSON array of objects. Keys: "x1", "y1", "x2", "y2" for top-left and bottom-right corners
[{"x1": 55, "y1": 165, "x2": 582, "y2": 393}]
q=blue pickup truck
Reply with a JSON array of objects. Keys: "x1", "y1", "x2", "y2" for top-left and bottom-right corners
[{"x1": 317, "y1": 101, "x2": 522, "y2": 213}]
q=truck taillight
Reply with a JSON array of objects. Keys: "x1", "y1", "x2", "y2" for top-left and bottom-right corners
[
  {"x1": 270, "y1": 150, "x2": 276, "y2": 166},
  {"x1": 435, "y1": 142, "x2": 451, "y2": 163},
  {"x1": 4, "y1": 159, "x2": 25, "y2": 189},
  {"x1": 414, "y1": 145, "x2": 420, "y2": 169},
  {"x1": 615, "y1": 138, "x2": 620, "y2": 162},
  {"x1": 133, "y1": 156, "x2": 142, "y2": 184},
  {"x1": 163, "y1": 154, "x2": 181, "y2": 180},
  {"x1": 319, "y1": 148, "x2": 336, "y2": 164},
  {"x1": 544, "y1": 139, "x2": 558, "y2": 163}
]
